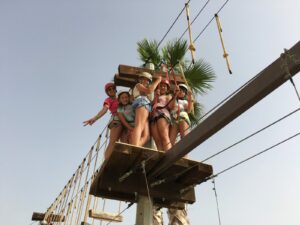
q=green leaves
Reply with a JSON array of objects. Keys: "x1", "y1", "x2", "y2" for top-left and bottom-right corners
[
  {"x1": 162, "y1": 39, "x2": 188, "y2": 68},
  {"x1": 184, "y1": 59, "x2": 215, "y2": 95},
  {"x1": 137, "y1": 38, "x2": 216, "y2": 127},
  {"x1": 137, "y1": 39, "x2": 161, "y2": 69}
]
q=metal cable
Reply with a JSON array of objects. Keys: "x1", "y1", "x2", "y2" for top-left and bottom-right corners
[
  {"x1": 212, "y1": 179, "x2": 222, "y2": 225},
  {"x1": 211, "y1": 132, "x2": 300, "y2": 179},
  {"x1": 202, "y1": 107, "x2": 300, "y2": 162},
  {"x1": 194, "y1": 0, "x2": 230, "y2": 43},
  {"x1": 157, "y1": 0, "x2": 191, "y2": 48},
  {"x1": 179, "y1": 0, "x2": 211, "y2": 40}
]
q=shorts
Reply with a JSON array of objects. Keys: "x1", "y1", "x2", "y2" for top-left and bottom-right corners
[
  {"x1": 108, "y1": 115, "x2": 121, "y2": 129},
  {"x1": 171, "y1": 111, "x2": 191, "y2": 126},
  {"x1": 150, "y1": 113, "x2": 171, "y2": 124},
  {"x1": 132, "y1": 96, "x2": 151, "y2": 112}
]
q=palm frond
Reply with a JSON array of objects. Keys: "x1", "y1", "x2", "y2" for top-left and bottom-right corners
[
  {"x1": 137, "y1": 39, "x2": 161, "y2": 69},
  {"x1": 183, "y1": 59, "x2": 216, "y2": 95},
  {"x1": 189, "y1": 101, "x2": 204, "y2": 128},
  {"x1": 162, "y1": 39, "x2": 187, "y2": 68}
]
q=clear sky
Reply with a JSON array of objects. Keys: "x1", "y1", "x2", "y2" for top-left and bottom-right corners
[{"x1": 1, "y1": 1, "x2": 300, "y2": 225}]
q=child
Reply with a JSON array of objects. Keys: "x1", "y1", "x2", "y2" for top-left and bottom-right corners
[
  {"x1": 131, "y1": 72, "x2": 161, "y2": 146},
  {"x1": 169, "y1": 83, "x2": 194, "y2": 145},
  {"x1": 83, "y1": 82, "x2": 122, "y2": 160},
  {"x1": 117, "y1": 90, "x2": 135, "y2": 143},
  {"x1": 150, "y1": 79, "x2": 173, "y2": 151}
]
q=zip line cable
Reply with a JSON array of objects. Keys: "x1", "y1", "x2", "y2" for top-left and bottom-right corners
[
  {"x1": 202, "y1": 107, "x2": 300, "y2": 162},
  {"x1": 210, "y1": 131, "x2": 300, "y2": 179},
  {"x1": 180, "y1": 131, "x2": 300, "y2": 195},
  {"x1": 157, "y1": 0, "x2": 191, "y2": 48},
  {"x1": 194, "y1": 0, "x2": 230, "y2": 43},
  {"x1": 151, "y1": 107, "x2": 300, "y2": 188},
  {"x1": 179, "y1": 0, "x2": 212, "y2": 40}
]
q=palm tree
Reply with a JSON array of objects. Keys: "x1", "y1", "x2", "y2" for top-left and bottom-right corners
[{"x1": 137, "y1": 38, "x2": 215, "y2": 127}]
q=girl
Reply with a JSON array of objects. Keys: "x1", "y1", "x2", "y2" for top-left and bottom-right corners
[
  {"x1": 83, "y1": 82, "x2": 122, "y2": 160},
  {"x1": 150, "y1": 79, "x2": 173, "y2": 151},
  {"x1": 117, "y1": 90, "x2": 135, "y2": 143},
  {"x1": 131, "y1": 72, "x2": 161, "y2": 147},
  {"x1": 169, "y1": 83, "x2": 194, "y2": 145}
]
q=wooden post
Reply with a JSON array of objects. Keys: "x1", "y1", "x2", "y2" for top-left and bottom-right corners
[{"x1": 135, "y1": 195, "x2": 153, "y2": 225}]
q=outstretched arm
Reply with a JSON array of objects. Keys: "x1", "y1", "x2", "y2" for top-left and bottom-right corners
[{"x1": 83, "y1": 105, "x2": 108, "y2": 126}]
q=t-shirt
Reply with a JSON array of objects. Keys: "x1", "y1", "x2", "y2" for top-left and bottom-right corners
[
  {"x1": 117, "y1": 104, "x2": 135, "y2": 123},
  {"x1": 103, "y1": 97, "x2": 118, "y2": 116}
]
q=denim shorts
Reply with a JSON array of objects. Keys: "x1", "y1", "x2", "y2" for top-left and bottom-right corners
[{"x1": 132, "y1": 96, "x2": 152, "y2": 112}]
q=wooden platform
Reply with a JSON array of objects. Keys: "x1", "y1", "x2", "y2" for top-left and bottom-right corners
[
  {"x1": 115, "y1": 64, "x2": 186, "y2": 88},
  {"x1": 89, "y1": 142, "x2": 213, "y2": 209},
  {"x1": 31, "y1": 212, "x2": 64, "y2": 222}
]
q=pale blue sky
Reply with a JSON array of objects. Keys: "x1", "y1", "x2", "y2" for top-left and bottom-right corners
[{"x1": 1, "y1": 1, "x2": 300, "y2": 225}]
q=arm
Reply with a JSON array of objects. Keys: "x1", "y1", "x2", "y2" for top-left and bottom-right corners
[
  {"x1": 137, "y1": 76, "x2": 162, "y2": 94},
  {"x1": 83, "y1": 105, "x2": 108, "y2": 126},
  {"x1": 117, "y1": 112, "x2": 133, "y2": 131},
  {"x1": 186, "y1": 91, "x2": 194, "y2": 114},
  {"x1": 168, "y1": 86, "x2": 180, "y2": 110}
]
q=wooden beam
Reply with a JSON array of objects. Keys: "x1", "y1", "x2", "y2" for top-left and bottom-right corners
[
  {"x1": 116, "y1": 64, "x2": 187, "y2": 88},
  {"x1": 31, "y1": 212, "x2": 65, "y2": 222},
  {"x1": 88, "y1": 209, "x2": 123, "y2": 222},
  {"x1": 149, "y1": 41, "x2": 300, "y2": 178},
  {"x1": 89, "y1": 142, "x2": 212, "y2": 207}
]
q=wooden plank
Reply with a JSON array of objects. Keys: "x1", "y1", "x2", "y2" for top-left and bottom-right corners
[
  {"x1": 114, "y1": 74, "x2": 136, "y2": 88},
  {"x1": 149, "y1": 41, "x2": 300, "y2": 178},
  {"x1": 118, "y1": 64, "x2": 186, "y2": 83},
  {"x1": 89, "y1": 209, "x2": 123, "y2": 222},
  {"x1": 32, "y1": 212, "x2": 65, "y2": 222},
  {"x1": 89, "y1": 142, "x2": 213, "y2": 208}
]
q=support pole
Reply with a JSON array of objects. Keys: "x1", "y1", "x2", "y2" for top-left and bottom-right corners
[{"x1": 135, "y1": 195, "x2": 153, "y2": 225}]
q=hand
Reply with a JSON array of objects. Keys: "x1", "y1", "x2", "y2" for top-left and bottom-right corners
[{"x1": 83, "y1": 118, "x2": 96, "y2": 126}]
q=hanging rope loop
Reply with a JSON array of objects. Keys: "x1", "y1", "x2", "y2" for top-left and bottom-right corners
[
  {"x1": 184, "y1": 1, "x2": 196, "y2": 64},
  {"x1": 215, "y1": 13, "x2": 232, "y2": 74}
]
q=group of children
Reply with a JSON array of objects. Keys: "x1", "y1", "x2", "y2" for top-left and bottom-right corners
[{"x1": 83, "y1": 71, "x2": 194, "y2": 160}]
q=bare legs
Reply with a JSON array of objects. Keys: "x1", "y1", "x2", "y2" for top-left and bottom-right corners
[
  {"x1": 104, "y1": 125, "x2": 122, "y2": 160},
  {"x1": 131, "y1": 107, "x2": 150, "y2": 146},
  {"x1": 170, "y1": 120, "x2": 190, "y2": 146}
]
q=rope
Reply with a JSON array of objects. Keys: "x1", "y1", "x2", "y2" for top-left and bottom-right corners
[
  {"x1": 215, "y1": 13, "x2": 232, "y2": 74},
  {"x1": 83, "y1": 134, "x2": 103, "y2": 223},
  {"x1": 212, "y1": 179, "x2": 222, "y2": 225},
  {"x1": 63, "y1": 169, "x2": 80, "y2": 225},
  {"x1": 184, "y1": 1, "x2": 196, "y2": 64},
  {"x1": 194, "y1": 0, "x2": 231, "y2": 43},
  {"x1": 75, "y1": 148, "x2": 94, "y2": 225},
  {"x1": 69, "y1": 160, "x2": 85, "y2": 225}
]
